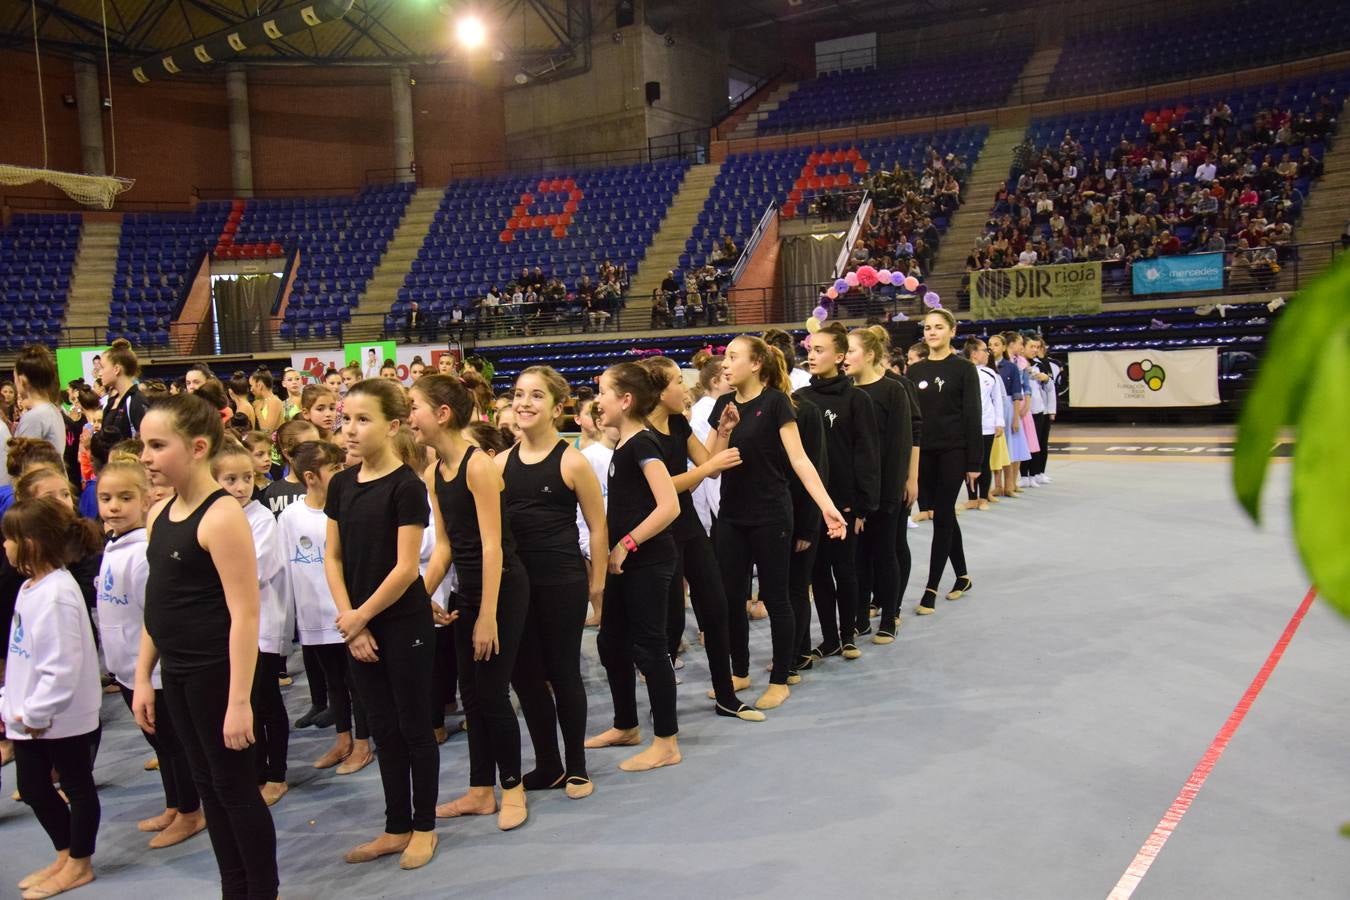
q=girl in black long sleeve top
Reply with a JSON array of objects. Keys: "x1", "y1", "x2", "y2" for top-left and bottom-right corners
[
  {"x1": 847, "y1": 327, "x2": 916, "y2": 640},
  {"x1": 907, "y1": 309, "x2": 983, "y2": 615},
  {"x1": 796, "y1": 324, "x2": 879, "y2": 659}
]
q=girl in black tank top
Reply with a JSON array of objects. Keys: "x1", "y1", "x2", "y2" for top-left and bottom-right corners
[
  {"x1": 640, "y1": 357, "x2": 764, "y2": 723},
  {"x1": 411, "y1": 375, "x2": 531, "y2": 831},
  {"x1": 135, "y1": 395, "x2": 278, "y2": 898},
  {"x1": 499, "y1": 366, "x2": 609, "y2": 799}
]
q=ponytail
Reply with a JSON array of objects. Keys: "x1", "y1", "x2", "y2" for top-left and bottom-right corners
[
  {"x1": 1, "y1": 497, "x2": 103, "y2": 576},
  {"x1": 605, "y1": 361, "x2": 669, "y2": 419},
  {"x1": 732, "y1": 336, "x2": 795, "y2": 406}
]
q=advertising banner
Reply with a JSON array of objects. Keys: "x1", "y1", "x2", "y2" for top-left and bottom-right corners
[
  {"x1": 55, "y1": 346, "x2": 110, "y2": 389},
  {"x1": 970, "y1": 262, "x2": 1102, "y2": 318},
  {"x1": 1068, "y1": 348, "x2": 1220, "y2": 407},
  {"x1": 291, "y1": 343, "x2": 462, "y2": 386},
  {"x1": 1132, "y1": 253, "x2": 1224, "y2": 295}
]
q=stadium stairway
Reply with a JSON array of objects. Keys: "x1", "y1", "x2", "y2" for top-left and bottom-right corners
[
  {"x1": 925, "y1": 124, "x2": 1028, "y2": 301},
  {"x1": 726, "y1": 81, "x2": 800, "y2": 141},
  {"x1": 64, "y1": 219, "x2": 122, "y2": 338},
  {"x1": 1289, "y1": 136, "x2": 1350, "y2": 249},
  {"x1": 626, "y1": 162, "x2": 724, "y2": 304},
  {"x1": 1007, "y1": 45, "x2": 1062, "y2": 105},
  {"x1": 357, "y1": 186, "x2": 443, "y2": 320}
]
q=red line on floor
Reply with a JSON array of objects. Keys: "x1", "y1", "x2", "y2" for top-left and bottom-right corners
[{"x1": 1106, "y1": 586, "x2": 1318, "y2": 900}]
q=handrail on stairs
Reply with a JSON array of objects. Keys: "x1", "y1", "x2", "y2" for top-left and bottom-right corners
[
  {"x1": 731, "y1": 201, "x2": 780, "y2": 287},
  {"x1": 833, "y1": 191, "x2": 873, "y2": 279}
]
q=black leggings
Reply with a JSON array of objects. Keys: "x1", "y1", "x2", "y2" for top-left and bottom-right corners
[
  {"x1": 717, "y1": 520, "x2": 793, "y2": 686},
  {"x1": 348, "y1": 610, "x2": 438, "y2": 833},
  {"x1": 673, "y1": 531, "x2": 742, "y2": 708},
  {"x1": 455, "y1": 567, "x2": 529, "y2": 789},
  {"x1": 970, "y1": 433, "x2": 995, "y2": 500},
  {"x1": 1028, "y1": 413, "x2": 1051, "y2": 476},
  {"x1": 14, "y1": 728, "x2": 101, "y2": 859},
  {"x1": 301, "y1": 644, "x2": 329, "y2": 709},
  {"x1": 163, "y1": 661, "x2": 278, "y2": 898},
  {"x1": 119, "y1": 685, "x2": 200, "y2": 813},
  {"x1": 896, "y1": 502, "x2": 912, "y2": 610},
  {"x1": 250, "y1": 651, "x2": 289, "y2": 785},
  {"x1": 856, "y1": 505, "x2": 901, "y2": 632},
  {"x1": 811, "y1": 513, "x2": 860, "y2": 649},
  {"x1": 312, "y1": 643, "x2": 368, "y2": 740},
  {"x1": 512, "y1": 576, "x2": 588, "y2": 779},
  {"x1": 666, "y1": 562, "x2": 686, "y2": 658},
  {"x1": 431, "y1": 623, "x2": 458, "y2": 728},
  {"x1": 790, "y1": 534, "x2": 820, "y2": 663},
  {"x1": 919, "y1": 448, "x2": 969, "y2": 598},
  {"x1": 597, "y1": 557, "x2": 678, "y2": 737}
]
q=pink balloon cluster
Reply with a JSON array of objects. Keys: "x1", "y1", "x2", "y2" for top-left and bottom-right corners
[{"x1": 855, "y1": 265, "x2": 879, "y2": 288}]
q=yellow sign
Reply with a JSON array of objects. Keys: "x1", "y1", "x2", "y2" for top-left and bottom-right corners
[{"x1": 970, "y1": 261, "x2": 1103, "y2": 318}]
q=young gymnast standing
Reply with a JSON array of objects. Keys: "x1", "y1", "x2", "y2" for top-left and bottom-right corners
[
  {"x1": 409, "y1": 375, "x2": 531, "y2": 830},
  {"x1": 962, "y1": 338, "x2": 1005, "y2": 511},
  {"x1": 96, "y1": 460, "x2": 205, "y2": 849},
  {"x1": 2, "y1": 498, "x2": 104, "y2": 899},
  {"x1": 583, "y1": 363, "x2": 682, "y2": 769},
  {"x1": 706, "y1": 337, "x2": 846, "y2": 711},
  {"x1": 133, "y1": 393, "x2": 278, "y2": 897},
  {"x1": 324, "y1": 379, "x2": 439, "y2": 868},
  {"x1": 907, "y1": 310, "x2": 983, "y2": 615},
  {"x1": 500, "y1": 366, "x2": 607, "y2": 797}
]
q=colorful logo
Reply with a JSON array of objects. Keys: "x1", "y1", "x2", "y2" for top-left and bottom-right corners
[{"x1": 1126, "y1": 359, "x2": 1166, "y2": 391}]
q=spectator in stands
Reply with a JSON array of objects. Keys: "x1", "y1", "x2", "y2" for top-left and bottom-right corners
[
  {"x1": 404, "y1": 301, "x2": 430, "y2": 342},
  {"x1": 650, "y1": 288, "x2": 671, "y2": 329},
  {"x1": 660, "y1": 270, "x2": 680, "y2": 300}
]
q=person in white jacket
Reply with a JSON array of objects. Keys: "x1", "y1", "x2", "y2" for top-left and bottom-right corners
[
  {"x1": 1, "y1": 496, "x2": 104, "y2": 897},
  {"x1": 214, "y1": 440, "x2": 290, "y2": 807},
  {"x1": 279, "y1": 440, "x2": 375, "y2": 774},
  {"x1": 963, "y1": 338, "x2": 1006, "y2": 511},
  {"x1": 96, "y1": 460, "x2": 205, "y2": 849}
]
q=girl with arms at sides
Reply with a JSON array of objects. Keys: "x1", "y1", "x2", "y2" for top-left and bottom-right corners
[
  {"x1": 707, "y1": 337, "x2": 847, "y2": 710},
  {"x1": 324, "y1": 380, "x2": 439, "y2": 869},
  {"x1": 2, "y1": 498, "x2": 104, "y2": 899},
  {"x1": 638, "y1": 357, "x2": 763, "y2": 722},
  {"x1": 908, "y1": 311, "x2": 983, "y2": 616},
  {"x1": 410, "y1": 376, "x2": 531, "y2": 830},
  {"x1": 133, "y1": 393, "x2": 278, "y2": 898},
  {"x1": 500, "y1": 366, "x2": 607, "y2": 797},
  {"x1": 846, "y1": 327, "x2": 917, "y2": 642},
  {"x1": 96, "y1": 460, "x2": 205, "y2": 849},
  {"x1": 583, "y1": 364, "x2": 683, "y2": 769},
  {"x1": 988, "y1": 333, "x2": 1026, "y2": 498},
  {"x1": 962, "y1": 338, "x2": 1005, "y2": 512}
]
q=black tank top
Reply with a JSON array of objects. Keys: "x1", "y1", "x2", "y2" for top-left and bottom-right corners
[
  {"x1": 503, "y1": 440, "x2": 585, "y2": 586},
  {"x1": 434, "y1": 446, "x2": 520, "y2": 595},
  {"x1": 145, "y1": 489, "x2": 232, "y2": 676}
]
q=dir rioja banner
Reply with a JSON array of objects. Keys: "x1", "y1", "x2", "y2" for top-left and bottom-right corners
[
  {"x1": 970, "y1": 262, "x2": 1102, "y2": 318},
  {"x1": 1068, "y1": 348, "x2": 1220, "y2": 407},
  {"x1": 291, "y1": 342, "x2": 462, "y2": 385},
  {"x1": 1132, "y1": 253, "x2": 1224, "y2": 295}
]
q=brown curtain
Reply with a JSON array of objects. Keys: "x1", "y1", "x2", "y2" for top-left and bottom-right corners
[
  {"x1": 778, "y1": 233, "x2": 845, "y2": 321},
  {"x1": 213, "y1": 275, "x2": 279, "y2": 354}
]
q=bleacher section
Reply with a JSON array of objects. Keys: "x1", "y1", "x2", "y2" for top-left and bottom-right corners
[
  {"x1": 391, "y1": 160, "x2": 690, "y2": 329},
  {"x1": 110, "y1": 207, "x2": 228, "y2": 347},
  {"x1": 0, "y1": 214, "x2": 80, "y2": 349},
  {"x1": 757, "y1": 49, "x2": 1029, "y2": 136},
  {"x1": 684, "y1": 128, "x2": 987, "y2": 275},
  {"x1": 1046, "y1": 1, "x2": 1350, "y2": 99}
]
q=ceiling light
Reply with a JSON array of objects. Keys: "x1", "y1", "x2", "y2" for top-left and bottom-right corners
[{"x1": 456, "y1": 15, "x2": 487, "y2": 49}]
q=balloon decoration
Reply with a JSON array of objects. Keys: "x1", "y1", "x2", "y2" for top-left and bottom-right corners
[
  {"x1": 813, "y1": 305, "x2": 829, "y2": 321},
  {"x1": 903, "y1": 275, "x2": 919, "y2": 292},
  {"x1": 856, "y1": 265, "x2": 878, "y2": 288},
  {"x1": 890, "y1": 271, "x2": 905, "y2": 286},
  {"x1": 923, "y1": 291, "x2": 942, "y2": 308},
  {"x1": 833, "y1": 278, "x2": 850, "y2": 294},
  {"x1": 825, "y1": 287, "x2": 839, "y2": 300},
  {"x1": 892, "y1": 312, "x2": 909, "y2": 322},
  {"x1": 877, "y1": 268, "x2": 892, "y2": 285},
  {"x1": 844, "y1": 271, "x2": 860, "y2": 287},
  {"x1": 805, "y1": 317, "x2": 822, "y2": 333}
]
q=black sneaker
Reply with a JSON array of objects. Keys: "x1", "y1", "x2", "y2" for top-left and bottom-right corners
[
  {"x1": 311, "y1": 707, "x2": 336, "y2": 729},
  {"x1": 294, "y1": 704, "x2": 326, "y2": 729},
  {"x1": 812, "y1": 643, "x2": 841, "y2": 659}
]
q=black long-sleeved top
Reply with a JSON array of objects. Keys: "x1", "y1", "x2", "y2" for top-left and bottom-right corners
[
  {"x1": 885, "y1": 369, "x2": 922, "y2": 446},
  {"x1": 907, "y1": 354, "x2": 983, "y2": 474},
  {"x1": 789, "y1": 393, "x2": 828, "y2": 544},
  {"x1": 795, "y1": 373, "x2": 879, "y2": 515},
  {"x1": 856, "y1": 375, "x2": 913, "y2": 512}
]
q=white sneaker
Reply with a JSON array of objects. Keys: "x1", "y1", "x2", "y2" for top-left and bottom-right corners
[
  {"x1": 1020, "y1": 476, "x2": 1033, "y2": 488},
  {"x1": 1040, "y1": 474, "x2": 1053, "y2": 483},
  {"x1": 1033, "y1": 474, "x2": 1048, "y2": 486}
]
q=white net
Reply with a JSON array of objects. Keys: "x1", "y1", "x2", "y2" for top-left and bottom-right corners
[{"x1": 0, "y1": 164, "x2": 135, "y2": 210}]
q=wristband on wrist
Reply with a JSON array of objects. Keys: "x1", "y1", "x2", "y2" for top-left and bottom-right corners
[{"x1": 621, "y1": 533, "x2": 639, "y2": 553}]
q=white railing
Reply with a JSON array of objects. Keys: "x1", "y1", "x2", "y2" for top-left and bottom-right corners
[
  {"x1": 834, "y1": 191, "x2": 873, "y2": 278},
  {"x1": 731, "y1": 200, "x2": 779, "y2": 287}
]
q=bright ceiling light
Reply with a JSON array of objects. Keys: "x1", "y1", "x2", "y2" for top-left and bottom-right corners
[{"x1": 456, "y1": 15, "x2": 487, "y2": 49}]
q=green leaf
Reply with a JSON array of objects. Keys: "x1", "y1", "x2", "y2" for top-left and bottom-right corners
[
  {"x1": 1234, "y1": 253, "x2": 1350, "y2": 521},
  {"x1": 1291, "y1": 323, "x2": 1350, "y2": 619}
]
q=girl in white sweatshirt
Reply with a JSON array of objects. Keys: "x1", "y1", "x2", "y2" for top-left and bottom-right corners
[
  {"x1": 1, "y1": 496, "x2": 104, "y2": 898},
  {"x1": 213, "y1": 439, "x2": 289, "y2": 807},
  {"x1": 96, "y1": 459, "x2": 206, "y2": 850}
]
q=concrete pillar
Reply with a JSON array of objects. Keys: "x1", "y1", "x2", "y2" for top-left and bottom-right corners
[
  {"x1": 226, "y1": 65, "x2": 254, "y2": 197},
  {"x1": 74, "y1": 61, "x2": 106, "y2": 176},
  {"x1": 390, "y1": 65, "x2": 415, "y2": 182}
]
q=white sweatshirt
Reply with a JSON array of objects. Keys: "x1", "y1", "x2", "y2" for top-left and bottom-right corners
[
  {"x1": 276, "y1": 498, "x2": 342, "y2": 646},
  {"x1": 244, "y1": 500, "x2": 287, "y2": 655},
  {"x1": 690, "y1": 395, "x2": 721, "y2": 535},
  {"x1": 2, "y1": 569, "x2": 102, "y2": 740},
  {"x1": 418, "y1": 496, "x2": 453, "y2": 621},
  {"x1": 975, "y1": 366, "x2": 1007, "y2": 436},
  {"x1": 96, "y1": 528, "x2": 160, "y2": 689},
  {"x1": 576, "y1": 441, "x2": 614, "y2": 559}
]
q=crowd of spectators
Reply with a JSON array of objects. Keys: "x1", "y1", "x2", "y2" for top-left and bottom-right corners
[
  {"x1": 471, "y1": 260, "x2": 629, "y2": 336},
  {"x1": 965, "y1": 97, "x2": 1333, "y2": 288},
  {"x1": 651, "y1": 263, "x2": 731, "y2": 329}
]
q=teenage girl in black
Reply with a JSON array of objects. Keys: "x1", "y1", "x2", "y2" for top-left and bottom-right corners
[
  {"x1": 796, "y1": 323, "x2": 879, "y2": 661},
  {"x1": 410, "y1": 374, "x2": 531, "y2": 830},
  {"x1": 500, "y1": 366, "x2": 606, "y2": 799},
  {"x1": 324, "y1": 379, "x2": 439, "y2": 869},
  {"x1": 906, "y1": 309, "x2": 982, "y2": 615},
  {"x1": 706, "y1": 337, "x2": 846, "y2": 711},
  {"x1": 583, "y1": 363, "x2": 683, "y2": 771},
  {"x1": 133, "y1": 393, "x2": 278, "y2": 898},
  {"x1": 639, "y1": 356, "x2": 764, "y2": 722},
  {"x1": 846, "y1": 327, "x2": 917, "y2": 642}
]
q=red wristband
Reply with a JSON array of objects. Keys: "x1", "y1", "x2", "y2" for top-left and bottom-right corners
[{"x1": 621, "y1": 534, "x2": 639, "y2": 553}]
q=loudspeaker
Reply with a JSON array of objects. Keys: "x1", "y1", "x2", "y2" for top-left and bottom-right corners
[
  {"x1": 616, "y1": 0, "x2": 635, "y2": 27},
  {"x1": 645, "y1": 81, "x2": 661, "y2": 105}
]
